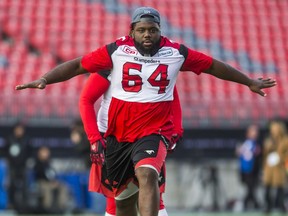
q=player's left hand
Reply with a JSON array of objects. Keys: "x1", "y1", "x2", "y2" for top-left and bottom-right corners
[
  {"x1": 15, "y1": 78, "x2": 47, "y2": 90},
  {"x1": 249, "y1": 78, "x2": 276, "y2": 96}
]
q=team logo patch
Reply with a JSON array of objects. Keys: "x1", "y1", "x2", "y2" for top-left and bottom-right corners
[
  {"x1": 158, "y1": 48, "x2": 173, "y2": 57},
  {"x1": 123, "y1": 46, "x2": 138, "y2": 55},
  {"x1": 145, "y1": 150, "x2": 155, "y2": 155},
  {"x1": 144, "y1": 10, "x2": 151, "y2": 14}
]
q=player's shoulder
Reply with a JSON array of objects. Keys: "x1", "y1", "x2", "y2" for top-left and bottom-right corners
[
  {"x1": 106, "y1": 36, "x2": 133, "y2": 55},
  {"x1": 115, "y1": 36, "x2": 134, "y2": 46},
  {"x1": 160, "y1": 36, "x2": 181, "y2": 49}
]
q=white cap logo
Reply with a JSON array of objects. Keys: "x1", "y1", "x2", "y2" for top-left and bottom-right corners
[{"x1": 143, "y1": 10, "x2": 151, "y2": 14}]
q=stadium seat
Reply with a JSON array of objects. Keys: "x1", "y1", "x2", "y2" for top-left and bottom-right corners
[{"x1": 0, "y1": 0, "x2": 286, "y2": 127}]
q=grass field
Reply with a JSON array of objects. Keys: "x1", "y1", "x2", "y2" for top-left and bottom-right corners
[
  {"x1": 0, "y1": 212, "x2": 286, "y2": 216},
  {"x1": 168, "y1": 213, "x2": 285, "y2": 216},
  {"x1": 166, "y1": 211, "x2": 286, "y2": 216},
  {"x1": 2, "y1": 214, "x2": 285, "y2": 216}
]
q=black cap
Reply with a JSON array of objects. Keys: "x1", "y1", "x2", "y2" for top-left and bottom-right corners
[{"x1": 131, "y1": 7, "x2": 160, "y2": 24}]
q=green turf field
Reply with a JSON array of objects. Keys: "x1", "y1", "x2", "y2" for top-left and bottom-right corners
[
  {"x1": 168, "y1": 213, "x2": 284, "y2": 216},
  {"x1": 0, "y1": 212, "x2": 286, "y2": 216}
]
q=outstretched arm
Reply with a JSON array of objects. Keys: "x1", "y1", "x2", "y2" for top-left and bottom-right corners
[
  {"x1": 15, "y1": 45, "x2": 113, "y2": 90},
  {"x1": 15, "y1": 57, "x2": 87, "y2": 90},
  {"x1": 203, "y1": 59, "x2": 276, "y2": 96}
]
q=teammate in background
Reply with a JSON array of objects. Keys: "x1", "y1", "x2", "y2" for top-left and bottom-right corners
[
  {"x1": 4, "y1": 122, "x2": 31, "y2": 213},
  {"x1": 33, "y1": 146, "x2": 69, "y2": 214},
  {"x1": 262, "y1": 120, "x2": 288, "y2": 213},
  {"x1": 79, "y1": 72, "x2": 183, "y2": 216},
  {"x1": 16, "y1": 6, "x2": 276, "y2": 216},
  {"x1": 70, "y1": 119, "x2": 91, "y2": 170},
  {"x1": 236, "y1": 124, "x2": 261, "y2": 210}
]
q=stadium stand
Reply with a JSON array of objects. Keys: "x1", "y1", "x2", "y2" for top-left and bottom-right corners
[{"x1": 0, "y1": 0, "x2": 287, "y2": 127}]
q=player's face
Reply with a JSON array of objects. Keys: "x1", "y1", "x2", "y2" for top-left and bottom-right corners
[{"x1": 132, "y1": 21, "x2": 161, "y2": 55}]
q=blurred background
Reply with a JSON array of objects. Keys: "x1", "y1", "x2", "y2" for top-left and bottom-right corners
[{"x1": 0, "y1": 0, "x2": 287, "y2": 215}]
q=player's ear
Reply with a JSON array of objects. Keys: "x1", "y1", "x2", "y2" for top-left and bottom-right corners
[
  {"x1": 157, "y1": 24, "x2": 161, "y2": 34},
  {"x1": 129, "y1": 24, "x2": 135, "y2": 38},
  {"x1": 130, "y1": 30, "x2": 135, "y2": 38}
]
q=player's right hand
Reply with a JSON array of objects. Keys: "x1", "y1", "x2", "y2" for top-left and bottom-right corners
[
  {"x1": 90, "y1": 138, "x2": 106, "y2": 165},
  {"x1": 248, "y1": 77, "x2": 276, "y2": 96},
  {"x1": 15, "y1": 78, "x2": 47, "y2": 90}
]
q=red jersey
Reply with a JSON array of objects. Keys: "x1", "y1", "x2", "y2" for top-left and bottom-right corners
[
  {"x1": 81, "y1": 36, "x2": 212, "y2": 142},
  {"x1": 79, "y1": 73, "x2": 183, "y2": 144}
]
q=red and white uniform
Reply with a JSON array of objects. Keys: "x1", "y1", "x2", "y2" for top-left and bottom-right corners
[
  {"x1": 81, "y1": 36, "x2": 212, "y2": 143},
  {"x1": 80, "y1": 35, "x2": 211, "y2": 215},
  {"x1": 79, "y1": 73, "x2": 183, "y2": 143},
  {"x1": 79, "y1": 73, "x2": 177, "y2": 216}
]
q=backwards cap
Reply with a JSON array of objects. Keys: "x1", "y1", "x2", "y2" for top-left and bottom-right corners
[{"x1": 131, "y1": 7, "x2": 160, "y2": 24}]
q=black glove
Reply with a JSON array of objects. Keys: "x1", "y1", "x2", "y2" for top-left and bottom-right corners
[{"x1": 90, "y1": 138, "x2": 106, "y2": 165}]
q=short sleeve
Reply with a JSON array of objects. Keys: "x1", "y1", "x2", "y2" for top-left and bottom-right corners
[
  {"x1": 81, "y1": 45, "x2": 113, "y2": 72},
  {"x1": 180, "y1": 46, "x2": 213, "y2": 75}
]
